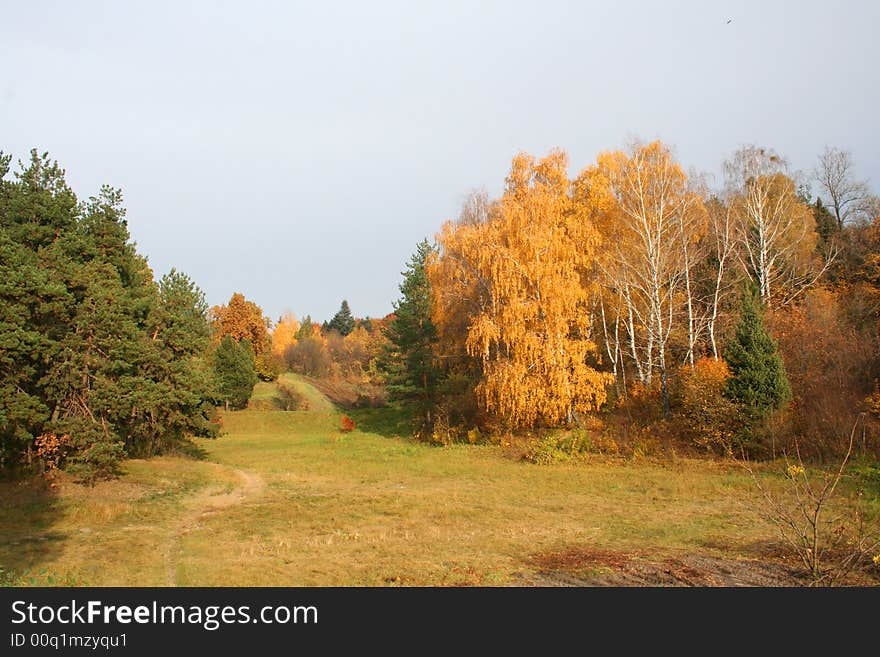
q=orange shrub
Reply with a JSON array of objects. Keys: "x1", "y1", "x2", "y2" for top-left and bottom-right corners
[
  {"x1": 340, "y1": 415, "x2": 355, "y2": 433},
  {"x1": 677, "y1": 357, "x2": 739, "y2": 453},
  {"x1": 34, "y1": 433, "x2": 70, "y2": 476},
  {"x1": 771, "y1": 287, "x2": 876, "y2": 456}
]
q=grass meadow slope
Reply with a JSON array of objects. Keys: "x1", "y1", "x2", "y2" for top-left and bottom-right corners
[{"x1": 0, "y1": 374, "x2": 863, "y2": 586}]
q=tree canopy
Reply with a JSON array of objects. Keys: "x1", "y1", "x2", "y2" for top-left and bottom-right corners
[{"x1": 0, "y1": 149, "x2": 218, "y2": 478}]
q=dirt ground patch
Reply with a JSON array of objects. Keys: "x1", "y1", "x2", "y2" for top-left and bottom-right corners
[{"x1": 520, "y1": 546, "x2": 808, "y2": 586}]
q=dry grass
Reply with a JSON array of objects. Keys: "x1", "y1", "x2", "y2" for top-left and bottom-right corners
[{"x1": 1, "y1": 375, "x2": 862, "y2": 586}]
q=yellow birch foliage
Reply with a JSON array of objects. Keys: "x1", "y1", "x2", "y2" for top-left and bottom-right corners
[
  {"x1": 271, "y1": 313, "x2": 300, "y2": 358},
  {"x1": 430, "y1": 150, "x2": 613, "y2": 427},
  {"x1": 575, "y1": 141, "x2": 707, "y2": 385}
]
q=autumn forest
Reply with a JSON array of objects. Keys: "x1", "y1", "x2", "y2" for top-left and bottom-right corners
[{"x1": 2, "y1": 138, "x2": 880, "y2": 586}]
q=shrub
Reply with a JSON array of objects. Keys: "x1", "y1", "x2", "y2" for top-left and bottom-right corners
[
  {"x1": 33, "y1": 433, "x2": 70, "y2": 477},
  {"x1": 340, "y1": 415, "x2": 355, "y2": 432},
  {"x1": 65, "y1": 436, "x2": 125, "y2": 484},
  {"x1": 255, "y1": 352, "x2": 284, "y2": 381},
  {"x1": 276, "y1": 381, "x2": 309, "y2": 411},
  {"x1": 772, "y1": 288, "x2": 877, "y2": 457},
  {"x1": 522, "y1": 429, "x2": 605, "y2": 464},
  {"x1": 523, "y1": 436, "x2": 572, "y2": 465},
  {"x1": 743, "y1": 420, "x2": 880, "y2": 585},
  {"x1": 677, "y1": 357, "x2": 740, "y2": 453},
  {"x1": 285, "y1": 336, "x2": 333, "y2": 377}
]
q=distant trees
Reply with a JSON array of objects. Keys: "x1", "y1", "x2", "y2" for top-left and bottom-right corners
[
  {"x1": 287, "y1": 332, "x2": 332, "y2": 377},
  {"x1": 326, "y1": 300, "x2": 355, "y2": 336},
  {"x1": 271, "y1": 313, "x2": 299, "y2": 360},
  {"x1": 210, "y1": 292, "x2": 270, "y2": 354},
  {"x1": 815, "y1": 146, "x2": 873, "y2": 228},
  {"x1": 0, "y1": 149, "x2": 217, "y2": 477},
  {"x1": 210, "y1": 292, "x2": 278, "y2": 380}
]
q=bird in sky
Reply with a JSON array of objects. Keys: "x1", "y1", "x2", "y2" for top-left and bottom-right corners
[{"x1": 727, "y1": 19, "x2": 733, "y2": 24}]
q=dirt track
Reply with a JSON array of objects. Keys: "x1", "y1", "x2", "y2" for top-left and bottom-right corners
[
  {"x1": 518, "y1": 546, "x2": 809, "y2": 586},
  {"x1": 165, "y1": 464, "x2": 266, "y2": 586}
]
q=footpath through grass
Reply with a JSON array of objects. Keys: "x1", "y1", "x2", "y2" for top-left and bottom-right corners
[{"x1": 0, "y1": 375, "x2": 781, "y2": 586}]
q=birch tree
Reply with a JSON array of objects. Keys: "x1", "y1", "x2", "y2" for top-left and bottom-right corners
[
  {"x1": 815, "y1": 146, "x2": 871, "y2": 228},
  {"x1": 704, "y1": 197, "x2": 737, "y2": 359},
  {"x1": 724, "y1": 146, "x2": 819, "y2": 307},
  {"x1": 581, "y1": 141, "x2": 702, "y2": 413},
  {"x1": 430, "y1": 150, "x2": 612, "y2": 427}
]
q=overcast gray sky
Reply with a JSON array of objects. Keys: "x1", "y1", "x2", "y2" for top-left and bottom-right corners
[{"x1": 2, "y1": 1, "x2": 878, "y2": 323}]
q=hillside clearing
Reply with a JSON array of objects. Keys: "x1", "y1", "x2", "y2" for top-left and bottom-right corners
[{"x1": 0, "y1": 376, "x2": 872, "y2": 586}]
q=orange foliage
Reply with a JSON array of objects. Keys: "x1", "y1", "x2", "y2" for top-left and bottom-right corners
[
  {"x1": 34, "y1": 432, "x2": 70, "y2": 475},
  {"x1": 429, "y1": 150, "x2": 613, "y2": 428},
  {"x1": 210, "y1": 292, "x2": 270, "y2": 356},
  {"x1": 677, "y1": 358, "x2": 738, "y2": 452},
  {"x1": 340, "y1": 415, "x2": 355, "y2": 432},
  {"x1": 271, "y1": 313, "x2": 300, "y2": 358},
  {"x1": 771, "y1": 287, "x2": 875, "y2": 454}
]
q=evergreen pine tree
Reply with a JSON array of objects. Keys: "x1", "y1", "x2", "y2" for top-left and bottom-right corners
[
  {"x1": 1, "y1": 150, "x2": 221, "y2": 475},
  {"x1": 327, "y1": 300, "x2": 355, "y2": 336},
  {"x1": 213, "y1": 336, "x2": 257, "y2": 410},
  {"x1": 725, "y1": 286, "x2": 791, "y2": 419},
  {"x1": 382, "y1": 240, "x2": 441, "y2": 410}
]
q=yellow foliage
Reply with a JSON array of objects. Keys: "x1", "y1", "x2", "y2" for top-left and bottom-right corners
[
  {"x1": 678, "y1": 357, "x2": 738, "y2": 451},
  {"x1": 429, "y1": 150, "x2": 613, "y2": 428},
  {"x1": 576, "y1": 141, "x2": 708, "y2": 390},
  {"x1": 271, "y1": 313, "x2": 300, "y2": 358},
  {"x1": 725, "y1": 147, "x2": 819, "y2": 305}
]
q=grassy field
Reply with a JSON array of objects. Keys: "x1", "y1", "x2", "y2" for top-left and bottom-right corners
[{"x1": 1, "y1": 374, "x2": 874, "y2": 586}]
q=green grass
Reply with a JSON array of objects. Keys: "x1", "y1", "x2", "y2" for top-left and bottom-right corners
[
  {"x1": 247, "y1": 380, "x2": 286, "y2": 410},
  {"x1": 0, "y1": 374, "x2": 820, "y2": 586},
  {"x1": 277, "y1": 373, "x2": 333, "y2": 412}
]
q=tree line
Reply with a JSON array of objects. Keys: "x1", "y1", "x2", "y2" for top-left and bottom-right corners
[
  {"x1": 0, "y1": 150, "x2": 218, "y2": 479},
  {"x1": 384, "y1": 141, "x2": 880, "y2": 457},
  {"x1": 0, "y1": 151, "x2": 383, "y2": 479},
  {"x1": 3, "y1": 140, "x2": 877, "y2": 479}
]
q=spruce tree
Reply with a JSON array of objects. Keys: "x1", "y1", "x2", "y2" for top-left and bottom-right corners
[
  {"x1": 213, "y1": 336, "x2": 257, "y2": 410},
  {"x1": 724, "y1": 286, "x2": 791, "y2": 419},
  {"x1": 383, "y1": 240, "x2": 440, "y2": 409},
  {"x1": 327, "y1": 300, "x2": 355, "y2": 336}
]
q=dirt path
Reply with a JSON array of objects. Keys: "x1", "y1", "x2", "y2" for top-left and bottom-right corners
[
  {"x1": 518, "y1": 546, "x2": 806, "y2": 586},
  {"x1": 165, "y1": 463, "x2": 266, "y2": 586}
]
